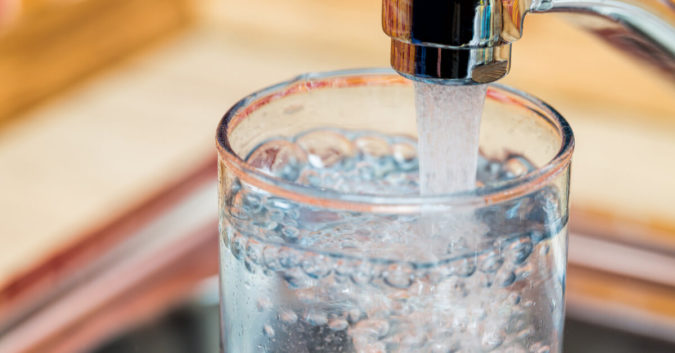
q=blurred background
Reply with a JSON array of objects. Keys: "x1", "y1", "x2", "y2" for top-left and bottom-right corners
[{"x1": 0, "y1": 0, "x2": 673, "y2": 352}]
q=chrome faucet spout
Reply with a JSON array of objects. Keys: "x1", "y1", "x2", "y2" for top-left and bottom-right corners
[{"x1": 382, "y1": 0, "x2": 675, "y2": 84}]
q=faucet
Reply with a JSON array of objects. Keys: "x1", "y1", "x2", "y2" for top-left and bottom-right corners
[{"x1": 382, "y1": 0, "x2": 675, "y2": 85}]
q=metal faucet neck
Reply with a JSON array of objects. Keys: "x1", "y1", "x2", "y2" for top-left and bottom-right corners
[
  {"x1": 382, "y1": 0, "x2": 532, "y2": 85},
  {"x1": 383, "y1": 0, "x2": 675, "y2": 84}
]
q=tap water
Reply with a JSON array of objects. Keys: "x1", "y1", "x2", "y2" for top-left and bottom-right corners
[
  {"x1": 414, "y1": 83, "x2": 487, "y2": 194},
  {"x1": 221, "y1": 127, "x2": 567, "y2": 352},
  {"x1": 413, "y1": 83, "x2": 487, "y2": 252}
]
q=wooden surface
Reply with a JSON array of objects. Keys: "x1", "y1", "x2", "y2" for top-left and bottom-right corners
[
  {"x1": 0, "y1": 0, "x2": 193, "y2": 124},
  {"x1": 0, "y1": 0, "x2": 674, "y2": 290}
]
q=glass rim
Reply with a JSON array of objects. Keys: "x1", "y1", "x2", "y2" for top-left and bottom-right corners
[{"x1": 216, "y1": 68, "x2": 574, "y2": 212}]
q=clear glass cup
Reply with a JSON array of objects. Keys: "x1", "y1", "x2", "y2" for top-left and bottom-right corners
[{"x1": 216, "y1": 69, "x2": 574, "y2": 353}]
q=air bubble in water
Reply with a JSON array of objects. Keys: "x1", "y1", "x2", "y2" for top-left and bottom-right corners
[
  {"x1": 400, "y1": 329, "x2": 427, "y2": 348},
  {"x1": 279, "y1": 248, "x2": 301, "y2": 269},
  {"x1": 514, "y1": 263, "x2": 533, "y2": 281},
  {"x1": 283, "y1": 268, "x2": 314, "y2": 289},
  {"x1": 242, "y1": 193, "x2": 264, "y2": 214},
  {"x1": 267, "y1": 208, "x2": 285, "y2": 223},
  {"x1": 384, "y1": 264, "x2": 414, "y2": 289},
  {"x1": 263, "y1": 246, "x2": 282, "y2": 271},
  {"x1": 353, "y1": 319, "x2": 390, "y2": 339},
  {"x1": 517, "y1": 327, "x2": 534, "y2": 340},
  {"x1": 480, "y1": 250, "x2": 504, "y2": 273},
  {"x1": 529, "y1": 342, "x2": 551, "y2": 353},
  {"x1": 328, "y1": 318, "x2": 349, "y2": 331},
  {"x1": 281, "y1": 226, "x2": 300, "y2": 241},
  {"x1": 302, "y1": 255, "x2": 332, "y2": 279},
  {"x1": 230, "y1": 234, "x2": 247, "y2": 260},
  {"x1": 256, "y1": 297, "x2": 272, "y2": 312},
  {"x1": 355, "y1": 135, "x2": 391, "y2": 157},
  {"x1": 481, "y1": 328, "x2": 505, "y2": 350},
  {"x1": 508, "y1": 293, "x2": 522, "y2": 305},
  {"x1": 246, "y1": 240, "x2": 264, "y2": 265},
  {"x1": 507, "y1": 311, "x2": 529, "y2": 334},
  {"x1": 244, "y1": 259, "x2": 257, "y2": 274},
  {"x1": 426, "y1": 263, "x2": 454, "y2": 284},
  {"x1": 453, "y1": 256, "x2": 477, "y2": 278},
  {"x1": 510, "y1": 237, "x2": 533, "y2": 264},
  {"x1": 392, "y1": 142, "x2": 418, "y2": 171},
  {"x1": 504, "y1": 155, "x2": 536, "y2": 177},
  {"x1": 431, "y1": 342, "x2": 454, "y2": 353},
  {"x1": 540, "y1": 244, "x2": 550, "y2": 256},
  {"x1": 262, "y1": 324, "x2": 275, "y2": 338},
  {"x1": 350, "y1": 262, "x2": 374, "y2": 286},
  {"x1": 296, "y1": 130, "x2": 356, "y2": 168},
  {"x1": 306, "y1": 310, "x2": 328, "y2": 326},
  {"x1": 229, "y1": 193, "x2": 250, "y2": 220},
  {"x1": 357, "y1": 342, "x2": 386, "y2": 353},
  {"x1": 497, "y1": 269, "x2": 517, "y2": 288},
  {"x1": 278, "y1": 309, "x2": 298, "y2": 324},
  {"x1": 504, "y1": 347, "x2": 528, "y2": 353},
  {"x1": 247, "y1": 139, "x2": 308, "y2": 181}
]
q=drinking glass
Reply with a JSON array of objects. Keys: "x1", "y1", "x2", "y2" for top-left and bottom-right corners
[{"x1": 216, "y1": 69, "x2": 574, "y2": 353}]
